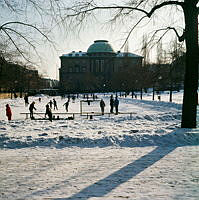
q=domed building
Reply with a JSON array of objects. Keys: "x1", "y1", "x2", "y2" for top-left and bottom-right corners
[{"x1": 59, "y1": 40, "x2": 143, "y2": 93}]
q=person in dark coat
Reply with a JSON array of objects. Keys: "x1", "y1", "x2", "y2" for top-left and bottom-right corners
[
  {"x1": 114, "y1": 97, "x2": 119, "y2": 115},
  {"x1": 72, "y1": 95, "x2": 76, "y2": 103},
  {"x1": 24, "y1": 94, "x2": 29, "y2": 106},
  {"x1": 100, "y1": 99, "x2": 106, "y2": 115},
  {"x1": 48, "y1": 100, "x2": 53, "y2": 109},
  {"x1": 63, "y1": 99, "x2": 69, "y2": 112},
  {"x1": 45, "y1": 104, "x2": 52, "y2": 122},
  {"x1": 29, "y1": 101, "x2": 36, "y2": 119},
  {"x1": 53, "y1": 98, "x2": 58, "y2": 110},
  {"x1": 110, "y1": 95, "x2": 114, "y2": 113},
  {"x1": 6, "y1": 104, "x2": 12, "y2": 121}
]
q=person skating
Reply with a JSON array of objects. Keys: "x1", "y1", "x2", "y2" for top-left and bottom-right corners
[
  {"x1": 48, "y1": 100, "x2": 53, "y2": 109},
  {"x1": 29, "y1": 101, "x2": 36, "y2": 119},
  {"x1": 100, "y1": 99, "x2": 106, "y2": 115},
  {"x1": 45, "y1": 104, "x2": 52, "y2": 122},
  {"x1": 114, "y1": 96, "x2": 119, "y2": 115},
  {"x1": 63, "y1": 99, "x2": 69, "y2": 112},
  {"x1": 6, "y1": 104, "x2": 12, "y2": 121},
  {"x1": 24, "y1": 94, "x2": 29, "y2": 106},
  {"x1": 53, "y1": 98, "x2": 58, "y2": 110},
  {"x1": 110, "y1": 95, "x2": 114, "y2": 113},
  {"x1": 72, "y1": 95, "x2": 76, "y2": 103}
]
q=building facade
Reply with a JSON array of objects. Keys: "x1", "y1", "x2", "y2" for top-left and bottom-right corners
[{"x1": 59, "y1": 40, "x2": 143, "y2": 93}]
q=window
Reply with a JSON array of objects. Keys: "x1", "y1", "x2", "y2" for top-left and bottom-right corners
[
  {"x1": 96, "y1": 60, "x2": 100, "y2": 72},
  {"x1": 91, "y1": 60, "x2": 95, "y2": 72},
  {"x1": 96, "y1": 60, "x2": 104, "y2": 72},
  {"x1": 81, "y1": 66, "x2": 87, "y2": 72},
  {"x1": 69, "y1": 67, "x2": 73, "y2": 72},
  {"x1": 75, "y1": 65, "x2": 80, "y2": 72}
]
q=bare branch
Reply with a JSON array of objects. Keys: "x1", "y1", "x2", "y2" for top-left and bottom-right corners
[
  {"x1": 65, "y1": 1, "x2": 184, "y2": 20},
  {"x1": 148, "y1": 26, "x2": 185, "y2": 43},
  {"x1": 3, "y1": 27, "x2": 37, "y2": 50},
  {"x1": 66, "y1": 6, "x2": 148, "y2": 18},
  {"x1": 120, "y1": 15, "x2": 148, "y2": 50},
  {"x1": 1, "y1": 0, "x2": 18, "y2": 12},
  {"x1": 1, "y1": 28, "x2": 30, "y2": 63},
  {"x1": 147, "y1": 1, "x2": 184, "y2": 17},
  {"x1": 147, "y1": 27, "x2": 184, "y2": 49},
  {"x1": 167, "y1": 27, "x2": 185, "y2": 42},
  {"x1": 0, "y1": 21, "x2": 52, "y2": 43}
]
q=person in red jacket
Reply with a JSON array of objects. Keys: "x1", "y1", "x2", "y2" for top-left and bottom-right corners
[{"x1": 6, "y1": 104, "x2": 12, "y2": 121}]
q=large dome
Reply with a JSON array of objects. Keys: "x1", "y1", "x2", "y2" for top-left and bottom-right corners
[{"x1": 87, "y1": 40, "x2": 115, "y2": 54}]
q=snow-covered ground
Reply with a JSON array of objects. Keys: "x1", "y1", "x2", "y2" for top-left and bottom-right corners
[{"x1": 0, "y1": 91, "x2": 199, "y2": 199}]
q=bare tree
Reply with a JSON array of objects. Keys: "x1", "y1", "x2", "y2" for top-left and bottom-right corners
[
  {"x1": 168, "y1": 39, "x2": 185, "y2": 102},
  {"x1": 0, "y1": 0, "x2": 57, "y2": 65},
  {"x1": 56, "y1": 0, "x2": 198, "y2": 128}
]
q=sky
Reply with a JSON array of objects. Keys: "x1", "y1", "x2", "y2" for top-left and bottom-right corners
[
  {"x1": 40, "y1": 2, "x2": 184, "y2": 80},
  {"x1": 0, "y1": 0, "x2": 186, "y2": 80}
]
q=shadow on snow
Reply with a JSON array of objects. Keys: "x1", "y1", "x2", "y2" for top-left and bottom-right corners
[
  {"x1": 54, "y1": 146, "x2": 175, "y2": 200},
  {"x1": 19, "y1": 129, "x2": 199, "y2": 199}
]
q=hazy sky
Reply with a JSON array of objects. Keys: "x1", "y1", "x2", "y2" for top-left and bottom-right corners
[
  {"x1": 0, "y1": 0, "x2": 186, "y2": 80},
  {"x1": 44, "y1": 2, "x2": 185, "y2": 80}
]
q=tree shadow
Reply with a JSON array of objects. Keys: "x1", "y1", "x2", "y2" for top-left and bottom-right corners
[
  {"x1": 20, "y1": 128, "x2": 199, "y2": 199},
  {"x1": 52, "y1": 146, "x2": 176, "y2": 200},
  {"x1": 7, "y1": 129, "x2": 199, "y2": 199}
]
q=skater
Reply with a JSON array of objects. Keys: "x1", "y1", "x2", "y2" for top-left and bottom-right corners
[
  {"x1": 53, "y1": 98, "x2": 58, "y2": 110},
  {"x1": 6, "y1": 104, "x2": 12, "y2": 121},
  {"x1": 29, "y1": 101, "x2": 36, "y2": 119},
  {"x1": 63, "y1": 99, "x2": 69, "y2": 112},
  {"x1": 100, "y1": 99, "x2": 106, "y2": 115},
  {"x1": 110, "y1": 95, "x2": 114, "y2": 113},
  {"x1": 14, "y1": 92, "x2": 18, "y2": 98},
  {"x1": 45, "y1": 104, "x2": 52, "y2": 122},
  {"x1": 24, "y1": 94, "x2": 29, "y2": 106},
  {"x1": 48, "y1": 100, "x2": 53, "y2": 109},
  {"x1": 114, "y1": 96, "x2": 119, "y2": 115},
  {"x1": 72, "y1": 95, "x2": 76, "y2": 103}
]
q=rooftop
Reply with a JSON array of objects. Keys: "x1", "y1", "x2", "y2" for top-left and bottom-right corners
[{"x1": 87, "y1": 40, "x2": 115, "y2": 54}]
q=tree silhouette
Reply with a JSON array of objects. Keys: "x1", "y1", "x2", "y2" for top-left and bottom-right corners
[
  {"x1": 0, "y1": 1, "x2": 54, "y2": 64},
  {"x1": 58, "y1": 0, "x2": 198, "y2": 128}
]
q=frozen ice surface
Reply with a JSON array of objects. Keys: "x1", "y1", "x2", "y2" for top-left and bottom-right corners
[{"x1": 0, "y1": 91, "x2": 199, "y2": 199}]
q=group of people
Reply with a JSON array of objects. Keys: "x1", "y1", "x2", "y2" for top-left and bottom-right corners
[
  {"x1": 29, "y1": 98, "x2": 71, "y2": 121},
  {"x1": 100, "y1": 95, "x2": 119, "y2": 115},
  {"x1": 28, "y1": 98, "x2": 58, "y2": 121},
  {"x1": 47, "y1": 98, "x2": 58, "y2": 110},
  {"x1": 29, "y1": 101, "x2": 55, "y2": 122},
  {"x1": 5, "y1": 94, "x2": 120, "y2": 121}
]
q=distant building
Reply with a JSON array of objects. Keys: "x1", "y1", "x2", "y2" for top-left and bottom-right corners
[{"x1": 59, "y1": 40, "x2": 143, "y2": 92}]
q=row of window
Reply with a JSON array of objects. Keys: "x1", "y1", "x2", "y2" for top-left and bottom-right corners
[
  {"x1": 63, "y1": 60, "x2": 107, "y2": 73},
  {"x1": 67, "y1": 65, "x2": 87, "y2": 73},
  {"x1": 90, "y1": 60, "x2": 105, "y2": 72},
  {"x1": 65, "y1": 65, "x2": 105, "y2": 73}
]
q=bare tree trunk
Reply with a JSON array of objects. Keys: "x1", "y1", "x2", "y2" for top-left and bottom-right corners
[
  {"x1": 181, "y1": 1, "x2": 198, "y2": 128},
  {"x1": 152, "y1": 86, "x2": 155, "y2": 100},
  {"x1": 169, "y1": 65, "x2": 173, "y2": 102},
  {"x1": 140, "y1": 88, "x2": 143, "y2": 100}
]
